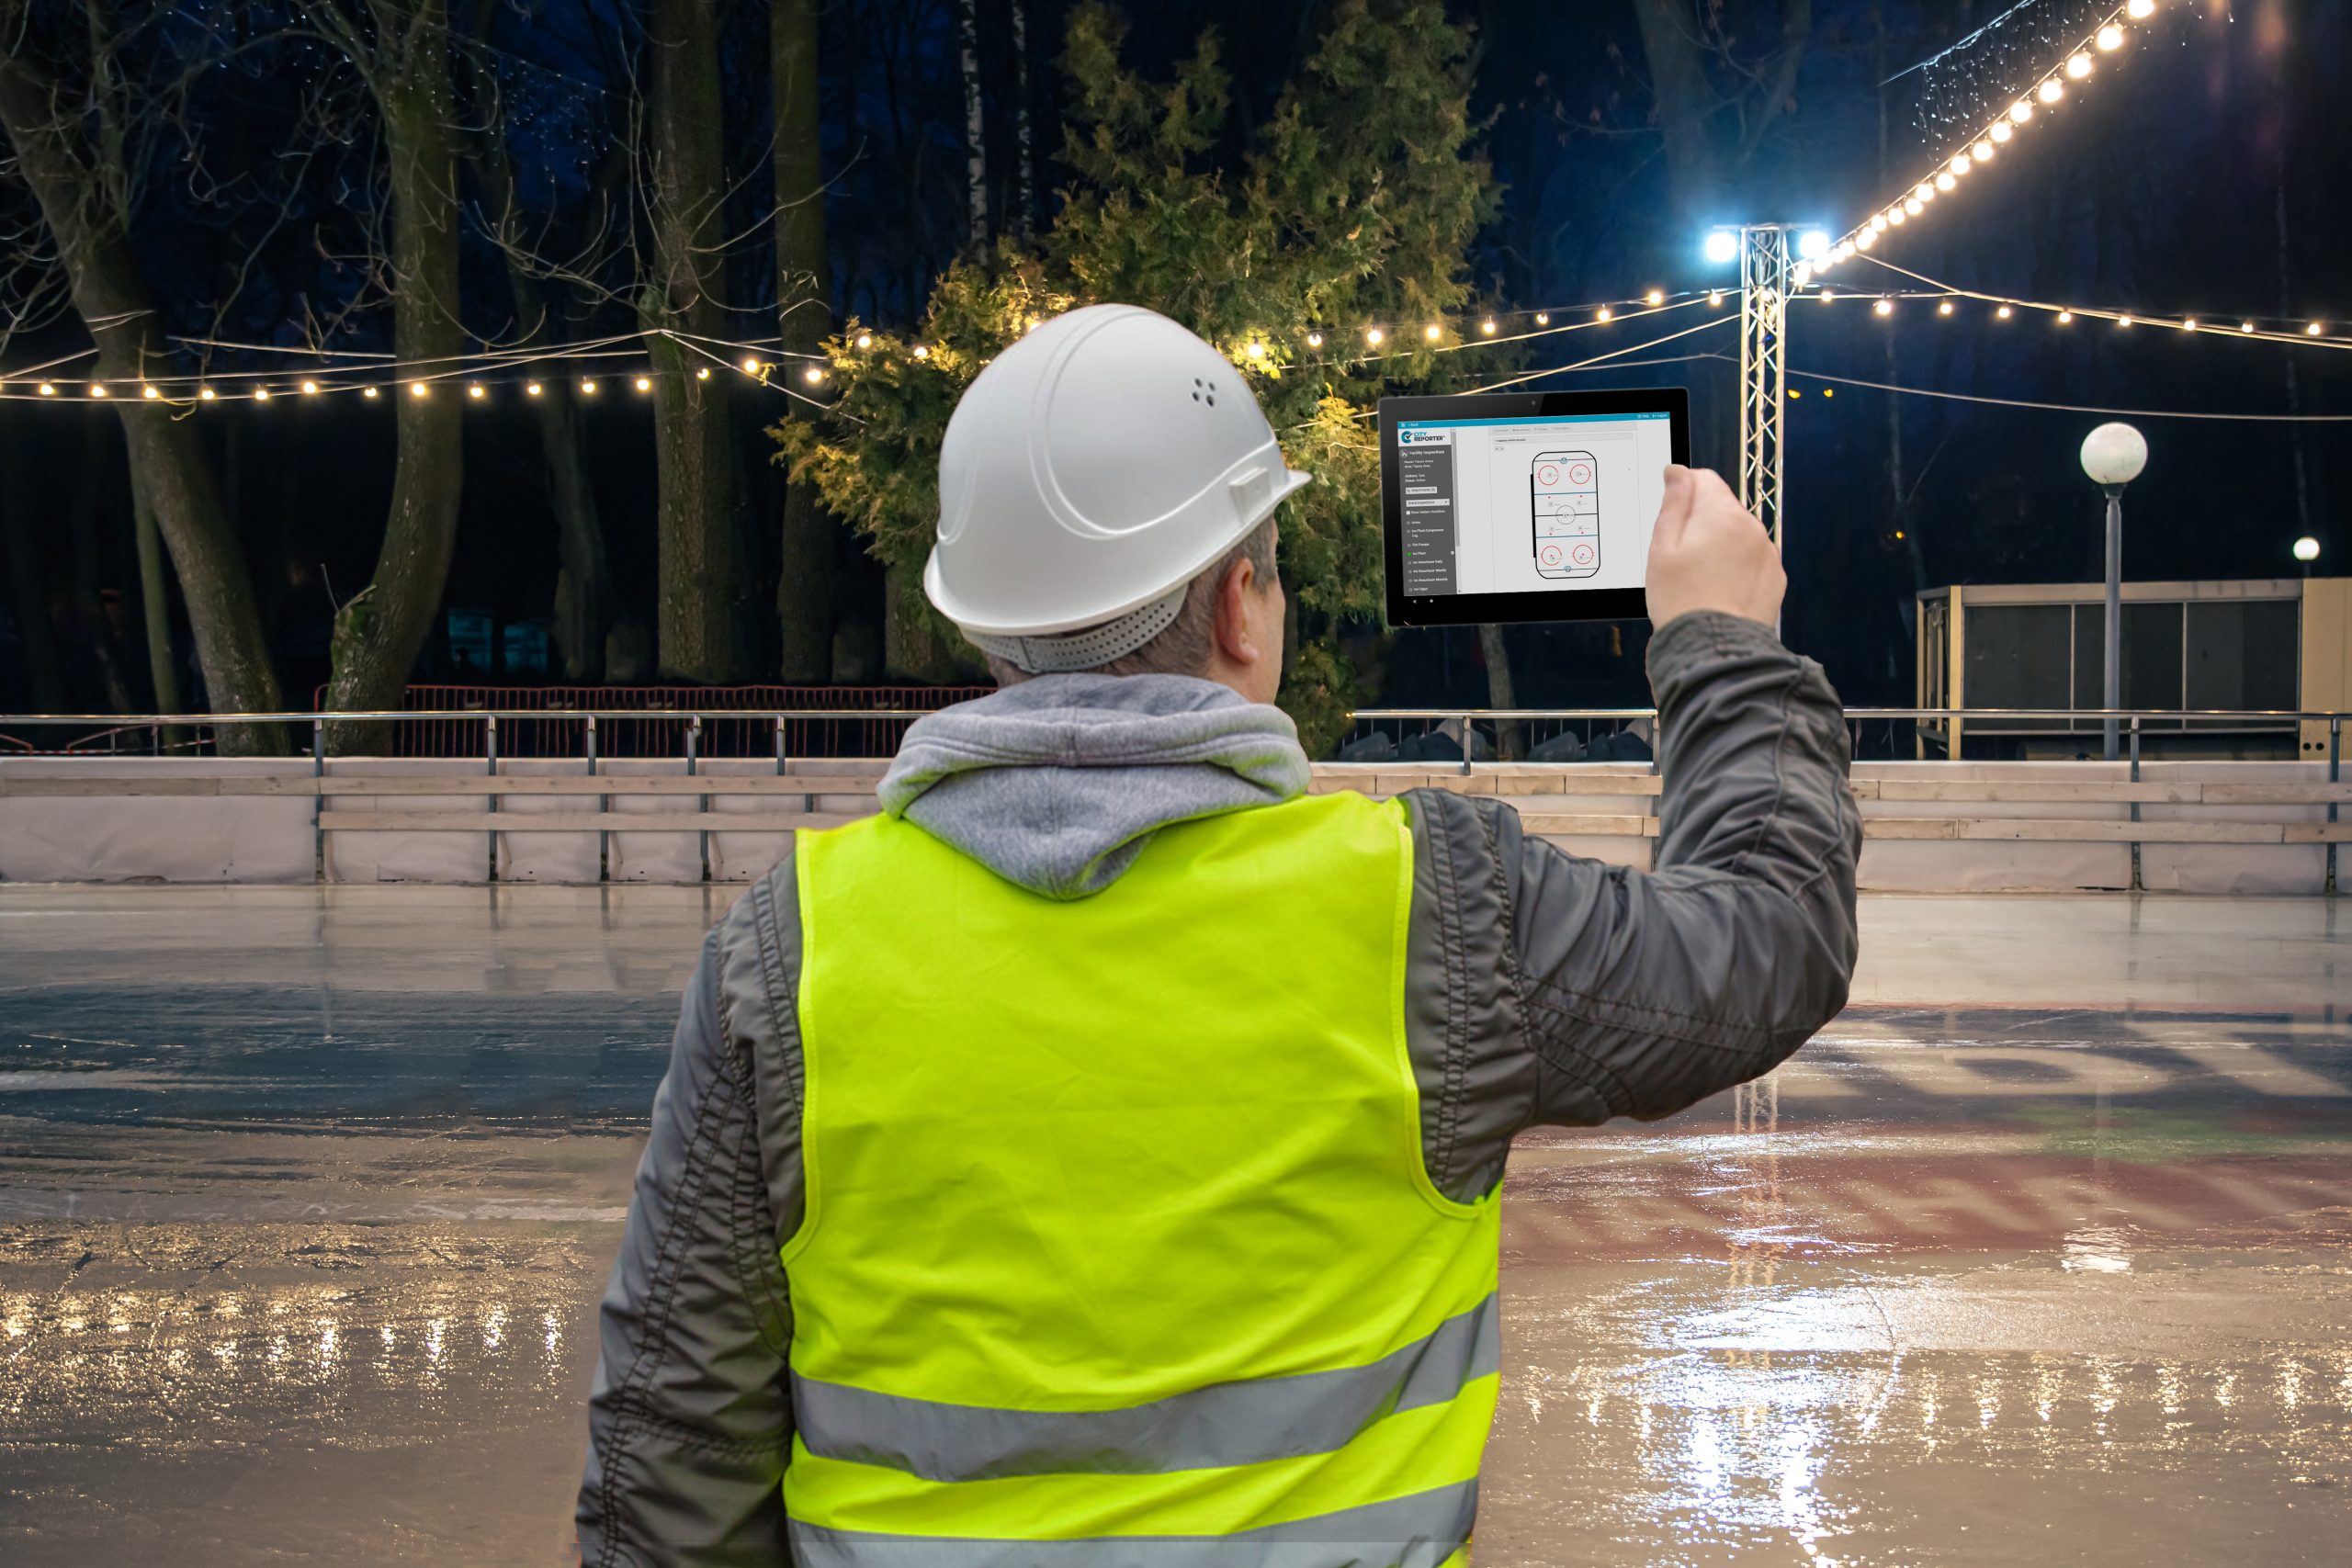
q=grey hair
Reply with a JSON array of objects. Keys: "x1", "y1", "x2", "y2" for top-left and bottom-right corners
[{"x1": 983, "y1": 518, "x2": 1278, "y2": 685}]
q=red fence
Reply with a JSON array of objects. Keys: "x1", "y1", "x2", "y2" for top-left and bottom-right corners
[{"x1": 317, "y1": 684, "x2": 993, "y2": 759}]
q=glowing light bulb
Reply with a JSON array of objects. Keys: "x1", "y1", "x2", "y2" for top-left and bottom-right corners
[
  {"x1": 1596, "y1": 308, "x2": 1612, "y2": 322},
  {"x1": 2041, "y1": 79, "x2": 2065, "y2": 103},
  {"x1": 2181, "y1": 319, "x2": 2198, "y2": 333},
  {"x1": 251, "y1": 387, "x2": 268, "y2": 401},
  {"x1": 2118, "y1": 314, "x2": 2133, "y2": 328},
  {"x1": 1914, "y1": 182, "x2": 1934, "y2": 201},
  {"x1": 695, "y1": 366, "x2": 710, "y2": 379},
  {"x1": 1792, "y1": 265, "x2": 1812, "y2": 288},
  {"x1": 1873, "y1": 299, "x2": 1894, "y2": 317},
  {"x1": 1902, "y1": 198, "x2": 1923, "y2": 217},
  {"x1": 2241, "y1": 321, "x2": 2256, "y2": 333},
  {"x1": 1869, "y1": 213, "x2": 1888, "y2": 232},
  {"x1": 360, "y1": 386, "x2": 377, "y2": 399},
  {"x1": 912, "y1": 344, "x2": 932, "y2": 359},
  {"x1": 36, "y1": 382, "x2": 54, "y2": 395},
  {"x1": 2097, "y1": 25, "x2": 2123, "y2": 51},
  {"x1": 1480, "y1": 319, "x2": 1497, "y2": 335},
  {"x1": 1304, "y1": 333, "x2": 1322, "y2": 349},
  {"x1": 2309, "y1": 323, "x2": 2324, "y2": 337},
  {"x1": 1936, "y1": 172, "x2": 1957, "y2": 192},
  {"x1": 2128, "y1": 0, "x2": 2154, "y2": 17},
  {"x1": 409, "y1": 381, "x2": 431, "y2": 398},
  {"x1": 1991, "y1": 121, "x2": 2014, "y2": 143},
  {"x1": 1244, "y1": 340, "x2": 1266, "y2": 360},
  {"x1": 1938, "y1": 300, "x2": 1954, "y2": 316},
  {"x1": 741, "y1": 356, "x2": 762, "y2": 374},
  {"x1": 1819, "y1": 288, "x2": 1834, "y2": 302},
  {"x1": 1856, "y1": 231, "x2": 1876, "y2": 251},
  {"x1": 200, "y1": 385, "x2": 219, "y2": 400},
  {"x1": 2057, "y1": 310, "x2": 2075, "y2": 323},
  {"x1": 1533, "y1": 312, "x2": 1550, "y2": 325},
  {"x1": 1645, "y1": 289, "x2": 1665, "y2": 306},
  {"x1": 2011, "y1": 101, "x2": 2035, "y2": 122},
  {"x1": 1973, "y1": 141, "x2": 1994, "y2": 162},
  {"x1": 1837, "y1": 242, "x2": 1855, "y2": 260},
  {"x1": 803, "y1": 366, "x2": 825, "y2": 383},
  {"x1": 90, "y1": 383, "x2": 108, "y2": 397},
  {"x1": 580, "y1": 378, "x2": 597, "y2": 394},
  {"x1": 1423, "y1": 322, "x2": 1442, "y2": 342},
  {"x1": 526, "y1": 382, "x2": 542, "y2": 396},
  {"x1": 854, "y1": 332, "x2": 873, "y2": 349},
  {"x1": 300, "y1": 379, "x2": 319, "y2": 395},
  {"x1": 1951, "y1": 155, "x2": 1972, "y2": 176},
  {"x1": 468, "y1": 383, "x2": 486, "y2": 399},
  {"x1": 2066, "y1": 53, "x2": 2093, "y2": 79},
  {"x1": 1364, "y1": 327, "x2": 1385, "y2": 345},
  {"x1": 1708, "y1": 291, "x2": 1724, "y2": 306},
  {"x1": 1996, "y1": 305, "x2": 2014, "y2": 320},
  {"x1": 141, "y1": 384, "x2": 160, "y2": 400},
  {"x1": 634, "y1": 375, "x2": 652, "y2": 392}
]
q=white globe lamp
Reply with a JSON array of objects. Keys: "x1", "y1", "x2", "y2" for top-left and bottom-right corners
[
  {"x1": 2293, "y1": 536, "x2": 2321, "y2": 564},
  {"x1": 2079, "y1": 423, "x2": 2147, "y2": 760}
]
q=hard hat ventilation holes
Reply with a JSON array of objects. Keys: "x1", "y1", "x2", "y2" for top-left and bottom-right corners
[{"x1": 964, "y1": 582, "x2": 1191, "y2": 674}]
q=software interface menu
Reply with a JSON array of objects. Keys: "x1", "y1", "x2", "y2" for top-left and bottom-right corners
[{"x1": 1394, "y1": 411, "x2": 1675, "y2": 597}]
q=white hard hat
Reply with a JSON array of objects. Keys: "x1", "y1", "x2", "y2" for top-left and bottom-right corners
[{"x1": 925, "y1": 303, "x2": 1312, "y2": 672}]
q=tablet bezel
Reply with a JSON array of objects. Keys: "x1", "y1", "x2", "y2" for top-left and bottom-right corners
[{"x1": 1377, "y1": 386, "x2": 1691, "y2": 627}]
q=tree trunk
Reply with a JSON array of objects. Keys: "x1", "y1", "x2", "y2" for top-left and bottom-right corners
[
  {"x1": 130, "y1": 461, "x2": 184, "y2": 720},
  {"x1": 324, "y1": 0, "x2": 468, "y2": 751},
  {"x1": 1009, "y1": 0, "x2": 1035, "y2": 238},
  {"x1": 957, "y1": 0, "x2": 988, "y2": 249},
  {"x1": 1631, "y1": 0, "x2": 1717, "y2": 224},
  {"x1": 646, "y1": 0, "x2": 738, "y2": 682},
  {"x1": 884, "y1": 560, "x2": 972, "y2": 682},
  {"x1": 774, "y1": 0, "x2": 835, "y2": 680},
  {"x1": 1476, "y1": 622, "x2": 1521, "y2": 761},
  {"x1": 0, "y1": 7, "x2": 284, "y2": 749}
]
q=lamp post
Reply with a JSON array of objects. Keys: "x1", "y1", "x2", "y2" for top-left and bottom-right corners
[{"x1": 2080, "y1": 423, "x2": 2149, "y2": 761}]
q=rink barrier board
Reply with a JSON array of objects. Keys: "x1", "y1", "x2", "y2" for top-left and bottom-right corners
[{"x1": 3, "y1": 758, "x2": 2349, "y2": 890}]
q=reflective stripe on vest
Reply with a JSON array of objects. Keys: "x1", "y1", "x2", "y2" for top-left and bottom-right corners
[{"x1": 785, "y1": 792, "x2": 1501, "y2": 1559}]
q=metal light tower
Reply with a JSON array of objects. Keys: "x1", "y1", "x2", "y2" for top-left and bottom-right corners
[{"x1": 1736, "y1": 226, "x2": 1792, "y2": 553}]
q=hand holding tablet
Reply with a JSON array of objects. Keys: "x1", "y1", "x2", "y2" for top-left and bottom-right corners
[{"x1": 1644, "y1": 464, "x2": 1785, "y2": 628}]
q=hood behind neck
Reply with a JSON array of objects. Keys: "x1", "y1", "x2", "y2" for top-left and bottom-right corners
[{"x1": 876, "y1": 673, "x2": 1311, "y2": 900}]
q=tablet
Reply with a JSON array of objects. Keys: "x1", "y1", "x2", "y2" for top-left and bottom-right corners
[{"x1": 1378, "y1": 387, "x2": 1690, "y2": 626}]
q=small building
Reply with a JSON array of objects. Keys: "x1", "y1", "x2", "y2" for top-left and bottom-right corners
[{"x1": 1916, "y1": 579, "x2": 2352, "y2": 759}]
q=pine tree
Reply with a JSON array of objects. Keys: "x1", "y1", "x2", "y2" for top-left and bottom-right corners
[{"x1": 775, "y1": 0, "x2": 1497, "y2": 753}]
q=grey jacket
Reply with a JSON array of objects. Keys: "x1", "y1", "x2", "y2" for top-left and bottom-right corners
[{"x1": 576, "y1": 609, "x2": 1861, "y2": 1566}]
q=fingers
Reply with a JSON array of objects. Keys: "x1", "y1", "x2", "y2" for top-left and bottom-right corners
[{"x1": 1651, "y1": 464, "x2": 1695, "y2": 551}]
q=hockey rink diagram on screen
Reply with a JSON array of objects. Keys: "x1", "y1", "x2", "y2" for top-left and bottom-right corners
[{"x1": 1530, "y1": 451, "x2": 1599, "y2": 580}]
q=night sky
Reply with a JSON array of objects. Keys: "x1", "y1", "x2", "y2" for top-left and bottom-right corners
[{"x1": 0, "y1": 0, "x2": 2341, "y2": 723}]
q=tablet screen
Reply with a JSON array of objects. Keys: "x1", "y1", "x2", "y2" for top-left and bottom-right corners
[{"x1": 1379, "y1": 388, "x2": 1690, "y2": 626}]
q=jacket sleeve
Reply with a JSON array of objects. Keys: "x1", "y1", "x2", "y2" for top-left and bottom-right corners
[
  {"x1": 1403, "y1": 609, "x2": 1860, "y2": 1155},
  {"x1": 577, "y1": 892, "x2": 803, "y2": 1568}
]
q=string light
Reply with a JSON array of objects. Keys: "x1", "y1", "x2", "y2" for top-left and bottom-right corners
[
  {"x1": 580, "y1": 378, "x2": 598, "y2": 395},
  {"x1": 1870, "y1": 214, "x2": 1888, "y2": 232},
  {"x1": 2056, "y1": 310, "x2": 2075, "y2": 323},
  {"x1": 1304, "y1": 332, "x2": 1322, "y2": 349},
  {"x1": 1708, "y1": 292, "x2": 1724, "y2": 306},
  {"x1": 803, "y1": 366, "x2": 825, "y2": 384},
  {"x1": 1997, "y1": 305, "x2": 2014, "y2": 320},
  {"x1": 2310, "y1": 323, "x2": 2326, "y2": 337},
  {"x1": 1938, "y1": 300, "x2": 1955, "y2": 316},
  {"x1": 89, "y1": 383, "x2": 108, "y2": 397},
  {"x1": 360, "y1": 386, "x2": 377, "y2": 399},
  {"x1": 854, "y1": 333, "x2": 873, "y2": 349},
  {"x1": 634, "y1": 375, "x2": 652, "y2": 392},
  {"x1": 2040, "y1": 79, "x2": 2064, "y2": 103},
  {"x1": 1874, "y1": 299, "x2": 1894, "y2": 317},
  {"x1": 1819, "y1": 288, "x2": 1835, "y2": 302},
  {"x1": 1991, "y1": 121, "x2": 2014, "y2": 142},
  {"x1": 408, "y1": 381, "x2": 429, "y2": 398},
  {"x1": 251, "y1": 387, "x2": 268, "y2": 401},
  {"x1": 2065, "y1": 52, "x2": 2094, "y2": 78},
  {"x1": 913, "y1": 344, "x2": 933, "y2": 359},
  {"x1": 1645, "y1": 289, "x2": 1665, "y2": 306},
  {"x1": 2181, "y1": 319, "x2": 2198, "y2": 332},
  {"x1": 141, "y1": 384, "x2": 160, "y2": 400},
  {"x1": 1596, "y1": 308, "x2": 1612, "y2": 322},
  {"x1": 2010, "y1": 100, "x2": 2033, "y2": 122},
  {"x1": 741, "y1": 356, "x2": 762, "y2": 374},
  {"x1": 1950, "y1": 154, "x2": 1973, "y2": 176},
  {"x1": 1936, "y1": 172, "x2": 1957, "y2": 192},
  {"x1": 2128, "y1": 0, "x2": 2154, "y2": 15},
  {"x1": 300, "y1": 379, "x2": 319, "y2": 396},
  {"x1": 2098, "y1": 24, "x2": 2125, "y2": 50},
  {"x1": 1244, "y1": 340, "x2": 1267, "y2": 360},
  {"x1": 1972, "y1": 140, "x2": 1995, "y2": 162},
  {"x1": 37, "y1": 382, "x2": 54, "y2": 395},
  {"x1": 1533, "y1": 313, "x2": 1550, "y2": 325},
  {"x1": 2241, "y1": 321, "x2": 2256, "y2": 333},
  {"x1": 1365, "y1": 327, "x2": 1385, "y2": 345},
  {"x1": 695, "y1": 366, "x2": 710, "y2": 379},
  {"x1": 1423, "y1": 323, "x2": 1442, "y2": 342},
  {"x1": 469, "y1": 382, "x2": 486, "y2": 399},
  {"x1": 200, "y1": 385, "x2": 218, "y2": 400},
  {"x1": 1480, "y1": 319, "x2": 1498, "y2": 335},
  {"x1": 526, "y1": 382, "x2": 543, "y2": 396},
  {"x1": 2117, "y1": 314, "x2": 2133, "y2": 328}
]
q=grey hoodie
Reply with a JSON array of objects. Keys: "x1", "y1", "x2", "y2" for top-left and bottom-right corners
[
  {"x1": 879, "y1": 672, "x2": 1311, "y2": 900},
  {"x1": 579, "y1": 609, "x2": 1862, "y2": 1567}
]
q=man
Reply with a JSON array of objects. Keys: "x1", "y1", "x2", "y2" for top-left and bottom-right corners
[{"x1": 578, "y1": 305, "x2": 1860, "y2": 1566}]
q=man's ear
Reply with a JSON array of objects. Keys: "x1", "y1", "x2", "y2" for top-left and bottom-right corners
[{"x1": 1214, "y1": 556, "x2": 1261, "y2": 667}]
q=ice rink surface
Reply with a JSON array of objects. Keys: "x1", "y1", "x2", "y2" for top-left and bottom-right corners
[{"x1": 2, "y1": 884, "x2": 2347, "y2": 1565}]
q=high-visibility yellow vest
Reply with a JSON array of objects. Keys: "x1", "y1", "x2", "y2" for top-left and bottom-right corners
[{"x1": 784, "y1": 790, "x2": 1502, "y2": 1566}]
